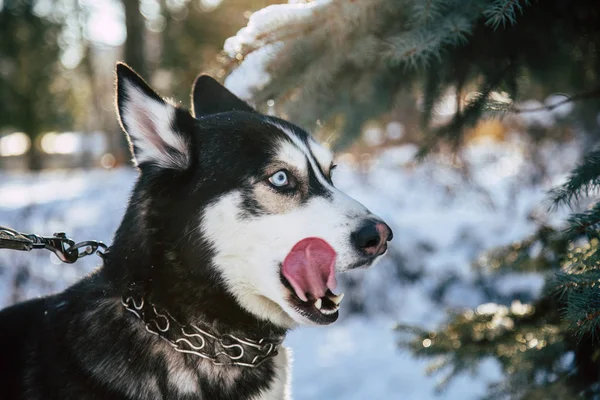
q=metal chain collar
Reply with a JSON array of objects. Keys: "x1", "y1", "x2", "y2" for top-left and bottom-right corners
[
  {"x1": 121, "y1": 296, "x2": 282, "y2": 368},
  {"x1": 0, "y1": 226, "x2": 107, "y2": 263}
]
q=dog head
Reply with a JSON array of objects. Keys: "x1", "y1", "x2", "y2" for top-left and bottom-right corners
[{"x1": 113, "y1": 63, "x2": 392, "y2": 329}]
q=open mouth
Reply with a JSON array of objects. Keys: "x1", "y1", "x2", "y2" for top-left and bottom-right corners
[{"x1": 280, "y1": 238, "x2": 345, "y2": 325}]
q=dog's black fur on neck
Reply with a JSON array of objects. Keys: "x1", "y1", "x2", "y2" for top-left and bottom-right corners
[{"x1": 0, "y1": 64, "x2": 291, "y2": 400}]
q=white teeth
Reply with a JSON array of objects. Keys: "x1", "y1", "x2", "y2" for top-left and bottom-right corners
[
  {"x1": 320, "y1": 306, "x2": 338, "y2": 315},
  {"x1": 315, "y1": 298, "x2": 322, "y2": 310},
  {"x1": 331, "y1": 293, "x2": 345, "y2": 306}
]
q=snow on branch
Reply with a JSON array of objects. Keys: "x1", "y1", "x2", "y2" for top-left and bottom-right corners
[{"x1": 223, "y1": 0, "x2": 339, "y2": 100}]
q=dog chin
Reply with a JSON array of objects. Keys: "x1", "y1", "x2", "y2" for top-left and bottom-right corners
[
  {"x1": 277, "y1": 269, "x2": 349, "y2": 326},
  {"x1": 283, "y1": 292, "x2": 340, "y2": 326}
]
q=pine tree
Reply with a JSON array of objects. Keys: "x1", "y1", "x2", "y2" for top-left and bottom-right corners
[
  {"x1": 396, "y1": 159, "x2": 600, "y2": 398},
  {"x1": 221, "y1": 0, "x2": 600, "y2": 149}
]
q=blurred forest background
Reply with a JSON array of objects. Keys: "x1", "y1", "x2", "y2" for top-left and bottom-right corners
[
  {"x1": 2, "y1": 0, "x2": 600, "y2": 398},
  {"x1": 0, "y1": 0, "x2": 280, "y2": 170}
]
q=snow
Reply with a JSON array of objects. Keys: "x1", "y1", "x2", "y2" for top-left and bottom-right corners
[
  {"x1": 287, "y1": 318, "x2": 503, "y2": 399},
  {"x1": 224, "y1": 43, "x2": 283, "y2": 101},
  {"x1": 223, "y1": 1, "x2": 331, "y2": 57},
  {"x1": 0, "y1": 136, "x2": 582, "y2": 398},
  {"x1": 386, "y1": 121, "x2": 405, "y2": 140},
  {"x1": 223, "y1": 0, "x2": 332, "y2": 100},
  {"x1": 515, "y1": 94, "x2": 575, "y2": 128},
  {"x1": 516, "y1": 100, "x2": 555, "y2": 128},
  {"x1": 545, "y1": 94, "x2": 574, "y2": 119}
]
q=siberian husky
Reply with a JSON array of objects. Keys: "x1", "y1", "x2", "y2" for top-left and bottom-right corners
[{"x1": 0, "y1": 63, "x2": 392, "y2": 399}]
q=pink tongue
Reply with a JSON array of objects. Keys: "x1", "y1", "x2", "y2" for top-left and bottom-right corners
[{"x1": 282, "y1": 238, "x2": 337, "y2": 302}]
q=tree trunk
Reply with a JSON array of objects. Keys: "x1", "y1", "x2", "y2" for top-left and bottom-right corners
[
  {"x1": 123, "y1": 0, "x2": 147, "y2": 77},
  {"x1": 26, "y1": 136, "x2": 43, "y2": 171}
]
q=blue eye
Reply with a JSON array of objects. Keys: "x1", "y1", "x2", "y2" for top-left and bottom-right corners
[{"x1": 269, "y1": 170, "x2": 289, "y2": 187}]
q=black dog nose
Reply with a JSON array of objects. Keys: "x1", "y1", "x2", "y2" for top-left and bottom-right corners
[{"x1": 352, "y1": 220, "x2": 393, "y2": 255}]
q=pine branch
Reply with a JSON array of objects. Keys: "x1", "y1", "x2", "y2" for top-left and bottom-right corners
[
  {"x1": 420, "y1": 59, "x2": 445, "y2": 127},
  {"x1": 426, "y1": 61, "x2": 513, "y2": 148},
  {"x1": 550, "y1": 150, "x2": 600, "y2": 208},
  {"x1": 387, "y1": 12, "x2": 473, "y2": 70},
  {"x1": 552, "y1": 259, "x2": 600, "y2": 339},
  {"x1": 411, "y1": 0, "x2": 453, "y2": 25},
  {"x1": 512, "y1": 86, "x2": 600, "y2": 114},
  {"x1": 564, "y1": 202, "x2": 600, "y2": 239},
  {"x1": 220, "y1": 22, "x2": 321, "y2": 76},
  {"x1": 220, "y1": 0, "x2": 344, "y2": 76},
  {"x1": 554, "y1": 269, "x2": 600, "y2": 295},
  {"x1": 224, "y1": 0, "x2": 600, "y2": 156},
  {"x1": 483, "y1": 0, "x2": 531, "y2": 30},
  {"x1": 473, "y1": 225, "x2": 567, "y2": 275},
  {"x1": 411, "y1": 0, "x2": 439, "y2": 24},
  {"x1": 458, "y1": 85, "x2": 600, "y2": 135},
  {"x1": 398, "y1": 295, "x2": 567, "y2": 396},
  {"x1": 443, "y1": 14, "x2": 473, "y2": 46},
  {"x1": 563, "y1": 287, "x2": 600, "y2": 339},
  {"x1": 577, "y1": 310, "x2": 600, "y2": 327},
  {"x1": 564, "y1": 246, "x2": 600, "y2": 274},
  {"x1": 386, "y1": 28, "x2": 446, "y2": 69}
]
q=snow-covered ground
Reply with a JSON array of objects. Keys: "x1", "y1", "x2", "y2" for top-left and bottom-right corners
[{"x1": 0, "y1": 136, "x2": 581, "y2": 398}]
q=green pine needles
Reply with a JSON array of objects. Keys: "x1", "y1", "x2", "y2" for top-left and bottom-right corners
[
  {"x1": 484, "y1": 0, "x2": 531, "y2": 30},
  {"x1": 397, "y1": 155, "x2": 600, "y2": 397},
  {"x1": 224, "y1": 0, "x2": 600, "y2": 149},
  {"x1": 553, "y1": 163, "x2": 600, "y2": 342},
  {"x1": 551, "y1": 150, "x2": 600, "y2": 209}
]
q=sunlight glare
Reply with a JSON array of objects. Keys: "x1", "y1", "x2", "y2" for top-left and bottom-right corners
[
  {"x1": 0, "y1": 132, "x2": 31, "y2": 157},
  {"x1": 434, "y1": 92, "x2": 458, "y2": 116},
  {"x1": 85, "y1": 0, "x2": 126, "y2": 47},
  {"x1": 40, "y1": 132, "x2": 80, "y2": 154}
]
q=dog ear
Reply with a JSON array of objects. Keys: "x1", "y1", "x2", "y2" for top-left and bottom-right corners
[
  {"x1": 191, "y1": 74, "x2": 255, "y2": 117},
  {"x1": 115, "y1": 62, "x2": 190, "y2": 170}
]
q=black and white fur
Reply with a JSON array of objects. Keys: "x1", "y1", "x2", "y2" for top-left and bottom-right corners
[{"x1": 0, "y1": 63, "x2": 391, "y2": 399}]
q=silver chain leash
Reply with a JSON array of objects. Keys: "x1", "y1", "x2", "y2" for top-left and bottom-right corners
[{"x1": 0, "y1": 226, "x2": 107, "y2": 263}]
